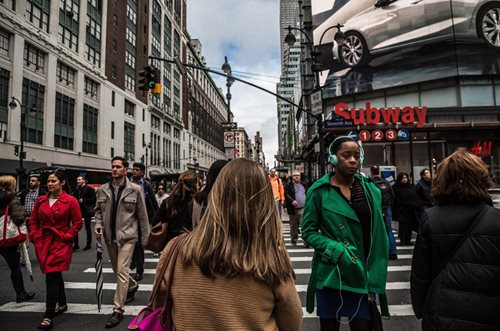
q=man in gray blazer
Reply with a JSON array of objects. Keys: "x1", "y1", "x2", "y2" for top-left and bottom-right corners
[{"x1": 94, "y1": 156, "x2": 150, "y2": 328}]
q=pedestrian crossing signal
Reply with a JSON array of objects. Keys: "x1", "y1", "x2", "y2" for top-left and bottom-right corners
[{"x1": 14, "y1": 145, "x2": 19, "y2": 156}]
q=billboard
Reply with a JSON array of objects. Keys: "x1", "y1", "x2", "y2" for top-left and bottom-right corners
[{"x1": 312, "y1": 0, "x2": 500, "y2": 97}]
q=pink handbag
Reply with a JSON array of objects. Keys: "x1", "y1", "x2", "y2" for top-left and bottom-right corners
[{"x1": 128, "y1": 237, "x2": 182, "y2": 331}]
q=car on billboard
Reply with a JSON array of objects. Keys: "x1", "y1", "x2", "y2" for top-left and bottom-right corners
[
  {"x1": 315, "y1": 0, "x2": 500, "y2": 68},
  {"x1": 489, "y1": 187, "x2": 500, "y2": 209}
]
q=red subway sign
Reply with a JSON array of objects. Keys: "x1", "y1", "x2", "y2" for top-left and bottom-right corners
[{"x1": 334, "y1": 103, "x2": 427, "y2": 128}]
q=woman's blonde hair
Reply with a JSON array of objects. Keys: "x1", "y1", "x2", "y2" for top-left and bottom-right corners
[
  {"x1": 181, "y1": 158, "x2": 294, "y2": 286},
  {"x1": 0, "y1": 175, "x2": 17, "y2": 192},
  {"x1": 432, "y1": 150, "x2": 493, "y2": 205}
]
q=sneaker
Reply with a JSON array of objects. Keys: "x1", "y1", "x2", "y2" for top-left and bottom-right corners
[
  {"x1": 72, "y1": 245, "x2": 80, "y2": 251},
  {"x1": 105, "y1": 312, "x2": 123, "y2": 328},
  {"x1": 16, "y1": 290, "x2": 35, "y2": 303},
  {"x1": 133, "y1": 273, "x2": 143, "y2": 281},
  {"x1": 83, "y1": 245, "x2": 92, "y2": 251},
  {"x1": 291, "y1": 239, "x2": 297, "y2": 246},
  {"x1": 389, "y1": 254, "x2": 398, "y2": 260}
]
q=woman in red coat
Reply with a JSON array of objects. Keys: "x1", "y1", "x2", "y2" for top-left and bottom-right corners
[{"x1": 29, "y1": 169, "x2": 82, "y2": 330}]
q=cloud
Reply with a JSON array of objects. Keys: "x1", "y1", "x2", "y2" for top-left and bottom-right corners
[{"x1": 187, "y1": 0, "x2": 280, "y2": 167}]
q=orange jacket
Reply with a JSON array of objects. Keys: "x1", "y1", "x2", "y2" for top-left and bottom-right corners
[{"x1": 269, "y1": 176, "x2": 284, "y2": 203}]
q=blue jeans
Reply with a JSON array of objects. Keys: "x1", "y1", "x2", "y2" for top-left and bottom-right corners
[{"x1": 384, "y1": 207, "x2": 397, "y2": 256}]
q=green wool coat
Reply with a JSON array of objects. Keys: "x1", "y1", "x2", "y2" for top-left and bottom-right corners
[{"x1": 302, "y1": 172, "x2": 389, "y2": 315}]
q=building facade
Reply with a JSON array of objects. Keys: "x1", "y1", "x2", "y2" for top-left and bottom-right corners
[{"x1": 0, "y1": 0, "x2": 228, "y2": 184}]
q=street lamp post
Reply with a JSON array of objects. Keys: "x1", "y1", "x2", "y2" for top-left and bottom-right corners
[
  {"x1": 8, "y1": 96, "x2": 35, "y2": 181},
  {"x1": 143, "y1": 142, "x2": 151, "y2": 179},
  {"x1": 221, "y1": 56, "x2": 236, "y2": 160},
  {"x1": 284, "y1": 23, "x2": 345, "y2": 178}
]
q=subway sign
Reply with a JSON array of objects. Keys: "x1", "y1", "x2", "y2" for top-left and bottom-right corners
[{"x1": 334, "y1": 102, "x2": 427, "y2": 128}]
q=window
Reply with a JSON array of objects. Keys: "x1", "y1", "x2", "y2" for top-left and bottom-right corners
[
  {"x1": 110, "y1": 147, "x2": 114, "y2": 158},
  {"x1": 0, "y1": 0, "x2": 15, "y2": 11},
  {"x1": 0, "y1": 69, "x2": 10, "y2": 123},
  {"x1": 59, "y1": 0, "x2": 80, "y2": 52},
  {"x1": 111, "y1": 65, "x2": 116, "y2": 79},
  {"x1": 125, "y1": 74, "x2": 135, "y2": 91},
  {"x1": 24, "y1": 44, "x2": 45, "y2": 72},
  {"x1": 83, "y1": 104, "x2": 98, "y2": 154},
  {"x1": 26, "y1": 0, "x2": 50, "y2": 32},
  {"x1": 125, "y1": 51, "x2": 135, "y2": 68},
  {"x1": 86, "y1": 17, "x2": 101, "y2": 40},
  {"x1": 57, "y1": 62, "x2": 75, "y2": 87},
  {"x1": 85, "y1": 44, "x2": 101, "y2": 66},
  {"x1": 124, "y1": 122, "x2": 135, "y2": 160},
  {"x1": 111, "y1": 121, "x2": 115, "y2": 139},
  {"x1": 124, "y1": 100, "x2": 135, "y2": 117},
  {"x1": 151, "y1": 115, "x2": 160, "y2": 130},
  {"x1": 111, "y1": 91, "x2": 115, "y2": 106},
  {"x1": 22, "y1": 79, "x2": 45, "y2": 145},
  {"x1": 0, "y1": 28, "x2": 9, "y2": 57},
  {"x1": 126, "y1": 3, "x2": 137, "y2": 24},
  {"x1": 54, "y1": 93, "x2": 75, "y2": 150},
  {"x1": 126, "y1": 27, "x2": 136, "y2": 47},
  {"x1": 84, "y1": 76, "x2": 99, "y2": 99},
  {"x1": 112, "y1": 39, "x2": 117, "y2": 52}
]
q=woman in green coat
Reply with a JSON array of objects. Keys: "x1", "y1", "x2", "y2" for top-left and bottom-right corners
[{"x1": 302, "y1": 136, "x2": 389, "y2": 331}]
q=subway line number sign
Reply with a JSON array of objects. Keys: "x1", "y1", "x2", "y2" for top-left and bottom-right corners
[{"x1": 359, "y1": 129, "x2": 400, "y2": 142}]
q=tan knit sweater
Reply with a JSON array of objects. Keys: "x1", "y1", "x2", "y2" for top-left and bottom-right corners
[{"x1": 152, "y1": 241, "x2": 303, "y2": 331}]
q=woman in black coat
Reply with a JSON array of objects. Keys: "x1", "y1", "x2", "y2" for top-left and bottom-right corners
[
  {"x1": 411, "y1": 150, "x2": 500, "y2": 331},
  {"x1": 392, "y1": 172, "x2": 419, "y2": 245}
]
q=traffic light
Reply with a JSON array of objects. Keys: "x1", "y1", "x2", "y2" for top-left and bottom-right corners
[
  {"x1": 14, "y1": 145, "x2": 19, "y2": 156},
  {"x1": 151, "y1": 68, "x2": 162, "y2": 94},
  {"x1": 138, "y1": 65, "x2": 155, "y2": 91}
]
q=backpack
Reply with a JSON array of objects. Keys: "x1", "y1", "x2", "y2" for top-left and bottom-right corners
[{"x1": 373, "y1": 177, "x2": 393, "y2": 209}]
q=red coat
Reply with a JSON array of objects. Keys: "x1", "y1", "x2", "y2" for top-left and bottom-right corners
[{"x1": 29, "y1": 191, "x2": 82, "y2": 273}]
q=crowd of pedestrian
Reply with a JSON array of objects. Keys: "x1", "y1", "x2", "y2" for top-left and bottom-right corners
[{"x1": 2, "y1": 144, "x2": 499, "y2": 331}]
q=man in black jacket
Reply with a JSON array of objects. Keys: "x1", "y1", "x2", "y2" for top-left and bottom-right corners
[
  {"x1": 130, "y1": 162, "x2": 159, "y2": 281},
  {"x1": 73, "y1": 176, "x2": 96, "y2": 251},
  {"x1": 416, "y1": 168, "x2": 433, "y2": 210},
  {"x1": 284, "y1": 170, "x2": 308, "y2": 246}
]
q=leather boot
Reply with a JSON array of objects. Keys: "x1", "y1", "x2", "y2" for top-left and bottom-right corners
[{"x1": 12, "y1": 274, "x2": 35, "y2": 303}]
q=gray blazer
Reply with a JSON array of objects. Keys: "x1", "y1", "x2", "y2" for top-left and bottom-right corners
[{"x1": 94, "y1": 178, "x2": 150, "y2": 246}]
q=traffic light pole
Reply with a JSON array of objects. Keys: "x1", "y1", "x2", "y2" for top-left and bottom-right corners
[{"x1": 149, "y1": 56, "x2": 310, "y2": 115}]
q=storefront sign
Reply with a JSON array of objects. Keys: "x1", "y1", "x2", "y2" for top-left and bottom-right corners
[
  {"x1": 471, "y1": 141, "x2": 493, "y2": 156},
  {"x1": 333, "y1": 103, "x2": 427, "y2": 128}
]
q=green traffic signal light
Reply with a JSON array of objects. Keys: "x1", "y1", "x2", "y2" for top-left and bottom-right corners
[{"x1": 138, "y1": 65, "x2": 158, "y2": 91}]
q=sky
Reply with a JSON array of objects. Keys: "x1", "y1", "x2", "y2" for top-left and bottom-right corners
[{"x1": 186, "y1": 0, "x2": 281, "y2": 167}]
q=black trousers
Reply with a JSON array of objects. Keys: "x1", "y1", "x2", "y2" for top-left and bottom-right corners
[
  {"x1": 131, "y1": 243, "x2": 144, "y2": 275},
  {"x1": 0, "y1": 245, "x2": 25, "y2": 295},
  {"x1": 45, "y1": 272, "x2": 66, "y2": 319},
  {"x1": 73, "y1": 215, "x2": 92, "y2": 248}
]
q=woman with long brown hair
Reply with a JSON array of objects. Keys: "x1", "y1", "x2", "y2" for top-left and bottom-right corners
[
  {"x1": 411, "y1": 150, "x2": 500, "y2": 330},
  {"x1": 151, "y1": 159, "x2": 302, "y2": 330},
  {"x1": 151, "y1": 170, "x2": 198, "y2": 241}
]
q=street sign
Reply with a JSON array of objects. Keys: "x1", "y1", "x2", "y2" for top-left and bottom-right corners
[
  {"x1": 346, "y1": 130, "x2": 358, "y2": 140},
  {"x1": 221, "y1": 122, "x2": 237, "y2": 130},
  {"x1": 311, "y1": 90, "x2": 323, "y2": 116},
  {"x1": 223, "y1": 131, "x2": 235, "y2": 148},
  {"x1": 324, "y1": 119, "x2": 354, "y2": 128},
  {"x1": 225, "y1": 148, "x2": 234, "y2": 160}
]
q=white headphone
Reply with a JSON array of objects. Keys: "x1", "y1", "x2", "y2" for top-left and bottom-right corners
[{"x1": 327, "y1": 136, "x2": 365, "y2": 168}]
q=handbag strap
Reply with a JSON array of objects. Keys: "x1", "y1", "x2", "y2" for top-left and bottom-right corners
[
  {"x1": 147, "y1": 235, "x2": 183, "y2": 307},
  {"x1": 2, "y1": 205, "x2": 9, "y2": 239},
  {"x1": 436, "y1": 204, "x2": 489, "y2": 273}
]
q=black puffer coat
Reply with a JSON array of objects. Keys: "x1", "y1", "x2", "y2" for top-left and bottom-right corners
[{"x1": 410, "y1": 202, "x2": 500, "y2": 331}]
